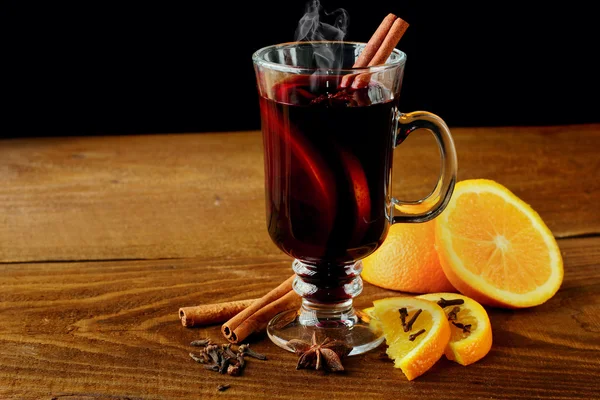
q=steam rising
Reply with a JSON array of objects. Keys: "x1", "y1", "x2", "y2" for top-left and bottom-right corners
[
  {"x1": 295, "y1": 0, "x2": 349, "y2": 42},
  {"x1": 294, "y1": 0, "x2": 349, "y2": 68}
]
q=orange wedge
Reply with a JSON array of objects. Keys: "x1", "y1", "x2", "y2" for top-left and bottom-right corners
[
  {"x1": 372, "y1": 297, "x2": 450, "y2": 380},
  {"x1": 435, "y1": 179, "x2": 564, "y2": 308},
  {"x1": 417, "y1": 293, "x2": 492, "y2": 366}
]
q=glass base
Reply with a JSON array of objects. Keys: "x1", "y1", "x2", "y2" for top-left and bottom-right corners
[
  {"x1": 267, "y1": 306, "x2": 383, "y2": 356},
  {"x1": 267, "y1": 259, "x2": 383, "y2": 356}
]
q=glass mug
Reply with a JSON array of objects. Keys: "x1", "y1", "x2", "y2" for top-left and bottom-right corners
[{"x1": 253, "y1": 42, "x2": 457, "y2": 355}]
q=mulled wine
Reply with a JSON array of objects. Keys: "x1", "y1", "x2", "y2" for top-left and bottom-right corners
[{"x1": 259, "y1": 75, "x2": 398, "y2": 265}]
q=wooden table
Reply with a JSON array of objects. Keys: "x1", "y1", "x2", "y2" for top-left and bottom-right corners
[{"x1": 1, "y1": 125, "x2": 599, "y2": 399}]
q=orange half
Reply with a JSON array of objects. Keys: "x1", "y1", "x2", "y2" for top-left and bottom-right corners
[{"x1": 435, "y1": 179, "x2": 563, "y2": 308}]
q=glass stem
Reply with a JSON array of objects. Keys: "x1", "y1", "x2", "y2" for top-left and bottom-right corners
[{"x1": 292, "y1": 259, "x2": 364, "y2": 328}]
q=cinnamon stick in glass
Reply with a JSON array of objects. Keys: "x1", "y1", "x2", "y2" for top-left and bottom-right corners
[{"x1": 341, "y1": 14, "x2": 409, "y2": 88}]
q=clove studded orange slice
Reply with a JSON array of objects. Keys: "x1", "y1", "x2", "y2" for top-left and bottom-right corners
[
  {"x1": 435, "y1": 179, "x2": 564, "y2": 308},
  {"x1": 417, "y1": 293, "x2": 492, "y2": 366},
  {"x1": 372, "y1": 297, "x2": 450, "y2": 381}
]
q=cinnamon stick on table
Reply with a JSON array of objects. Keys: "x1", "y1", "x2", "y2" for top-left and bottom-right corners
[
  {"x1": 179, "y1": 299, "x2": 257, "y2": 328},
  {"x1": 340, "y1": 13, "x2": 409, "y2": 88},
  {"x1": 221, "y1": 275, "x2": 300, "y2": 344}
]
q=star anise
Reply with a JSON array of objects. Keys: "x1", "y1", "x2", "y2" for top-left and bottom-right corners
[{"x1": 287, "y1": 332, "x2": 352, "y2": 372}]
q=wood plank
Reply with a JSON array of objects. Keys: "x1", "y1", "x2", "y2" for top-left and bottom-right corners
[
  {"x1": 1, "y1": 124, "x2": 599, "y2": 263},
  {"x1": 394, "y1": 123, "x2": 600, "y2": 239},
  {"x1": 1, "y1": 237, "x2": 598, "y2": 399}
]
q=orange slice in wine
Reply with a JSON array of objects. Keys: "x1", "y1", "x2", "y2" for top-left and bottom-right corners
[
  {"x1": 260, "y1": 94, "x2": 337, "y2": 243},
  {"x1": 337, "y1": 146, "x2": 371, "y2": 246}
]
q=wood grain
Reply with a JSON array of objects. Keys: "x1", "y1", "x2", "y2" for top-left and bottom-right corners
[
  {"x1": 1, "y1": 126, "x2": 599, "y2": 399},
  {"x1": 1, "y1": 124, "x2": 599, "y2": 263},
  {"x1": 0, "y1": 237, "x2": 598, "y2": 399}
]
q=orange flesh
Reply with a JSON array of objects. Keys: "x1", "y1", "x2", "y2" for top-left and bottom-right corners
[
  {"x1": 384, "y1": 307, "x2": 434, "y2": 353},
  {"x1": 447, "y1": 192, "x2": 552, "y2": 293}
]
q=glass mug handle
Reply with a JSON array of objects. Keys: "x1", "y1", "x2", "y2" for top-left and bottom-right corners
[{"x1": 391, "y1": 110, "x2": 458, "y2": 223}]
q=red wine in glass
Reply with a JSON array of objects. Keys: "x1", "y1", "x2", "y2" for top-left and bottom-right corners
[{"x1": 260, "y1": 75, "x2": 398, "y2": 274}]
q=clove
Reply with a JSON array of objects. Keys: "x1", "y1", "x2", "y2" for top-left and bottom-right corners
[
  {"x1": 190, "y1": 338, "x2": 212, "y2": 347},
  {"x1": 227, "y1": 364, "x2": 241, "y2": 376},
  {"x1": 217, "y1": 384, "x2": 231, "y2": 392},
  {"x1": 408, "y1": 329, "x2": 426, "y2": 341},
  {"x1": 238, "y1": 344, "x2": 267, "y2": 360},
  {"x1": 447, "y1": 306, "x2": 461, "y2": 321},
  {"x1": 399, "y1": 308, "x2": 408, "y2": 330},
  {"x1": 204, "y1": 363, "x2": 220, "y2": 372},
  {"x1": 452, "y1": 321, "x2": 472, "y2": 333},
  {"x1": 222, "y1": 344, "x2": 238, "y2": 360},
  {"x1": 219, "y1": 356, "x2": 231, "y2": 374},
  {"x1": 205, "y1": 344, "x2": 221, "y2": 364},
  {"x1": 404, "y1": 309, "x2": 422, "y2": 332},
  {"x1": 189, "y1": 352, "x2": 208, "y2": 364},
  {"x1": 188, "y1": 340, "x2": 260, "y2": 377},
  {"x1": 236, "y1": 354, "x2": 246, "y2": 369},
  {"x1": 437, "y1": 298, "x2": 465, "y2": 308}
]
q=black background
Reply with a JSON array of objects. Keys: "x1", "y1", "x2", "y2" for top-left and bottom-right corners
[{"x1": 2, "y1": 1, "x2": 597, "y2": 138}]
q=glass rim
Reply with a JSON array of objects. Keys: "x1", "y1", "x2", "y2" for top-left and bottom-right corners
[{"x1": 252, "y1": 41, "x2": 406, "y2": 74}]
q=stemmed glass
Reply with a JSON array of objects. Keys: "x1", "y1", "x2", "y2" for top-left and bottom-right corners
[{"x1": 253, "y1": 41, "x2": 457, "y2": 355}]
